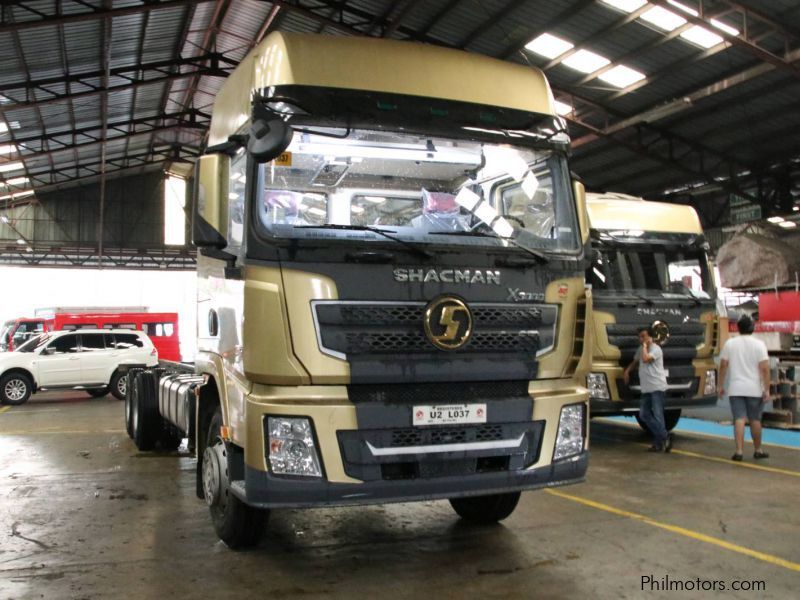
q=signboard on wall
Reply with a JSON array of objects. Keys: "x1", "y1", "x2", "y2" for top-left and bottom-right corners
[{"x1": 729, "y1": 194, "x2": 762, "y2": 224}]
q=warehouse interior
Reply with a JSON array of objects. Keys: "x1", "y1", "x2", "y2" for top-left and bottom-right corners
[{"x1": 1, "y1": 1, "x2": 799, "y2": 598}]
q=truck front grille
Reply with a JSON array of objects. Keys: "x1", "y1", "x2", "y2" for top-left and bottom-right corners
[{"x1": 314, "y1": 301, "x2": 557, "y2": 358}]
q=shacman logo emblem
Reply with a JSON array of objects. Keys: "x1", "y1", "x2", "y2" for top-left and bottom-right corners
[
  {"x1": 424, "y1": 296, "x2": 473, "y2": 351},
  {"x1": 652, "y1": 320, "x2": 670, "y2": 345}
]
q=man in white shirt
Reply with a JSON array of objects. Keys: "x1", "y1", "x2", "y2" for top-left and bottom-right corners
[
  {"x1": 718, "y1": 314, "x2": 770, "y2": 462},
  {"x1": 624, "y1": 326, "x2": 671, "y2": 452}
]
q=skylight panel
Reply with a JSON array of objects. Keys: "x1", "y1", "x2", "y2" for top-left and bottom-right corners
[
  {"x1": 554, "y1": 100, "x2": 574, "y2": 116},
  {"x1": 5, "y1": 176, "x2": 28, "y2": 186},
  {"x1": 0, "y1": 161, "x2": 24, "y2": 174},
  {"x1": 0, "y1": 144, "x2": 17, "y2": 154},
  {"x1": 667, "y1": 0, "x2": 698, "y2": 17},
  {"x1": 525, "y1": 33, "x2": 574, "y2": 59},
  {"x1": 640, "y1": 6, "x2": 687, "y2": 31},
  {"x1": 598, "y1": 65, "x2": 647, "y2": 88},
  {"x1": 680, "y1": 25, "x2": 723, "y2": 48},
  {"x1": 600, "y1": 0, "x2": 647, "y2": 12},
  {"x1": 562, "y1": 49, "x2": 610, "y2": 73}
]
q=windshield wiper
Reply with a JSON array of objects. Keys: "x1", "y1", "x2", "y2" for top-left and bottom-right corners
[
  {"x1": 430, "y1": 230, "x2": 549, "y2": 264},
  {"x1": 293, "y1": 224, "x2": 433, "y2": 259}
]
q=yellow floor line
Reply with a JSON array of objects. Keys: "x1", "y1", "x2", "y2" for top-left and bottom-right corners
[
  {"x1": 668, "y1": 447, "x2": 800, "y2": 478},
  {"x1": 0, "y1": 406, "x2": 11, "y2": 414},
  {"x1": 546, "y1": 488, "x2": 800, "y2": 572},
  {"x1": 0, "y1": 428, "x2": 125, "y2": 435}
]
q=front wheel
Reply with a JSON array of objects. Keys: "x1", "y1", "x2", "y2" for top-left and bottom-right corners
[
  {"x1": 1, "y1": 372, "x2": 33, "y2": 405},
  {"x1": 86, "y1": 387, "x2": 109, "y2": 398},
  {"x1": 203, "y1": 408, "x2": 268, "y2": 548},
  {"x1": 449, "y1": 492, "x2": 521, "y2": 524},
  {"x1": 636, "y1": 408, "x2": 681, "y2": 433}
]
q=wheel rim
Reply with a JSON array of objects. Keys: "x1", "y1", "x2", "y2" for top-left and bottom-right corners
[
  {"x1": 117, "y1": 376, "x2": 127, "y2": 396},
  {"x1": 4, "y1": 378, "x2": 27, "y2": 402},
  {"x1": 203, "y1": 445, "x2": 223, "y2": 507}
]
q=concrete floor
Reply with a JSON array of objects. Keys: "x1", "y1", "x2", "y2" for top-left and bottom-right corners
[{"x1": 1, "y1": 393, "x2": 798, "y2": 600}]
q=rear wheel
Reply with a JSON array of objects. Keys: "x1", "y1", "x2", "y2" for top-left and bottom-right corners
[
  {"x1": 110, "y1": 370, "x2": 128, "y2": 400},
  {"x1": 449, "y1": 492, "x2": 521, "y2": 524},
  {"x1": 131, "y1": 371, "x2": 159, "y2": 451},
  {"x1": 1, "y1": 372, "x2": 33, "y2": 406},
  {"x1": 636, "y1": 408, "x2": 682, "y2": 433},
  {"x1": 86, "y1": 387, "x2": 109, "y2": 398},
  {"x1": 124, "y1": 371, "x2": 140, "y2": 439},
  {"x1": 202, "y1": 408, "x2": 267, "y2": 548}
]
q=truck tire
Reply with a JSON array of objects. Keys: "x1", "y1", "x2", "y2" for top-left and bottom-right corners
[
  {"x1": 636, "y1": 408, "x2": 681, "y2": 433},
  {"x1": 202, "y1": 408, "x2": 268, "y2": 549},
  {"x1": 124, "y1": 371, "x2": 140, "y2": 439},
  {"x1": 131, "y1": 371, "x2": 160, "y2": 451},
  {"x1": 449, "y1": 492, "x2": 521, "y2": 524},
  {"x1": 1, "y1": 372, "x2": 33, "y2": 406},
  {"x1": 110, "y1": 370, "x2": 128, "y2": 400},
  {"x1": 86, "y1": 387, "x2": 109, "y2": 398}
]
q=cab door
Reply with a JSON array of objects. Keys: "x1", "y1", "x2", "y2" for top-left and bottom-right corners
[{"x1": 35, "y1": 333, "x2": 82, "y2": 387}]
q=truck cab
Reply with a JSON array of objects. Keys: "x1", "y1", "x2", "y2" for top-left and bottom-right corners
[
  {"x1": 127, "y1": 32, "x2": 593, "y2": 548},
  {"x1": 584, "y1": 192, "x2": 726, "y2": 430}
]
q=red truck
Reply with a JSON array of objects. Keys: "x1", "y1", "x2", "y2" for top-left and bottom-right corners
[{"x1": 0, "y1": 307, "x2": 180, "y2": 361}]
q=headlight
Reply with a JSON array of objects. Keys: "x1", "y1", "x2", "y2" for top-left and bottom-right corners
[
  {"x1": 704, "y1": 369, "x2": 716, "y2": 396},
  {"x1": 586, "y1": 372, "x2": 610, "y2": 400},
  {"x1": 554, "y1": 404, "x2": 585, "y2": 461},
  {"x1": 267, "y1": 417, "x2": 322, "y2": 477}
]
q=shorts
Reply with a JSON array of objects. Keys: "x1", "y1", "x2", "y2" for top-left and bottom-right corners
[{"x1": 729, "y1": 396, "x2": 764, "y2": 422}]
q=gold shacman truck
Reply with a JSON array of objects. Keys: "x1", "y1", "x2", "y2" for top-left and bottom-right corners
[
  {"x1": 126, "y1": 32, "x2": 592, "y2": 548},
  {"x1": 584, "y1": 192, "x2": 726, "y2": 431}
]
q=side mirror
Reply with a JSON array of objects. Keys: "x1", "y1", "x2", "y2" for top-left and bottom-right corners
[
  {"x1": 41, "y1": 347, "x2": 55, "y2": 356},
  {"x1": 247, "y1": 118, "x2": 293, "y2": 164},
  {"x1": 573, "y1": 180, "x2": 589, "y2": 245},
  {"x1": 192, "y1": 154, "x2": 229, "y2": 248}
]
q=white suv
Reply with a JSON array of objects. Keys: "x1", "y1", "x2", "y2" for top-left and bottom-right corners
[{"x1": 0, "y1": 329, "x2": 158, "y2": 405}]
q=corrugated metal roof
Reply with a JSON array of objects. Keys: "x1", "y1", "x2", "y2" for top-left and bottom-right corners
[{"x1": 0, "y1": 0, "x2": 796, "y2": 212}]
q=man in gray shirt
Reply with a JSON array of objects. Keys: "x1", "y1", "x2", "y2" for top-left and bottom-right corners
[{"x1": 624, "y1": 326, "x2": 671, "y2": 452}]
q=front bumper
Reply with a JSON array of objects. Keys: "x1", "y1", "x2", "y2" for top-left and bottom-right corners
[
  {"x1": 591, "y1": 393, "x2": 717, "y2": 415},
  {"x1": 234, "y1": 452, "x2": 588, "y2": 509}
]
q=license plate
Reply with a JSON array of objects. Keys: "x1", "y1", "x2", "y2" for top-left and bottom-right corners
[{"x1": 413, "y1": 403, "x2": 487, "y2": 426}]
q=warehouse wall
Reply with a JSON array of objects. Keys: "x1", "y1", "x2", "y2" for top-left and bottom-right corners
[{"x1": 1, "y1": 172, "x2": 191, "y2": 249}]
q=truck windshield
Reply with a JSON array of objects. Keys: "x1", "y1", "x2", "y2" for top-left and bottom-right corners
[
  {"x1": 589, "y1": 245, "x2": 715, "y2": 300},
  {"x1": 256, "y1": 127, "x2": 578, "y2": 254}
]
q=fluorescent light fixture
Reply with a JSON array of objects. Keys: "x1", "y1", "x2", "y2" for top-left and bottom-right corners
[
  {"x1": 0, "y1": 121, "x2": 20, "y2": 134},
  {"x1": 711, "y1": 19, "x2": 739, "y2": 36},
  {"x1": 680, "y1": 26, "x2": 723, "y2": 48},
  {"x1": 554, "y1": 100, "x2": 574, "y2": 116},
  {"x1": 778, "y1": 221, "x2": 797, "y2": 228},
  {"x1": 16, "y1": 239, "x2": 26, "y2": 245},
  {"x1": 12, "y1": 190, "x2": 34, "y2": 199},
  {"x1": 600, "y1": 0, "x2": 647, "y2": 12},
  {"x1": 364, "y1": 196, "x2": 386, "y2": 204},
  {"x1": 640, "y1": 6, "x2": 687, "y2": 31},
  {"x1": 525, "y1": 33, "x2": 574, "y2": 59},
  {"x1": 0, "y1": 161, "x2": 24, "y2": 174},
  {"x1": 0, "y1": 144, "x2": 16, "y2": 154},
  {"x1": 767, "y1": 216, "x2": 784, "y2": 223},
  {"x1": 598, "y1": 65, "x2": 646, "y2": 88},
  {"x1": 667, "y1": 0, "x2": 698, "y2": 16},
  {"x1": 0, "y1": 215, "x2": 8, "y2": 223},
  {"x1": 0, "y1": 95, "x2": 10, "y2": 104},
  {"x1": 793, "y1": 206, "x2": 799, "y2": 212},
  {"x1": 562, "y1": 49, "x2": 610, "y2": 74},
  {"x1": 5, "y1": 176, "x2": 28, "y2": 186},
  {"x1": 350, "y1": 205, "x2": 365, "y2": 214}
]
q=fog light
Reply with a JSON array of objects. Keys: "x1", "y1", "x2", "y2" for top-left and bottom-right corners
[
  {"x1": 586, "y1": 372, "x2": 610, "y2": 400},
  {"x1": 267, "y1": 417, "x2": 322, "y2": 477},
  {"x1": 704, "y1": 369, "x2": 716, "y2": 396},
  {"x1": 554, "y1": 404, "x2": 585, "y2": 461}
]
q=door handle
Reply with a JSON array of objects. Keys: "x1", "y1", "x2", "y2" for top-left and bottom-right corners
[{"x1": 69, "y1": 356, "x2": 80, "y2": 361}]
